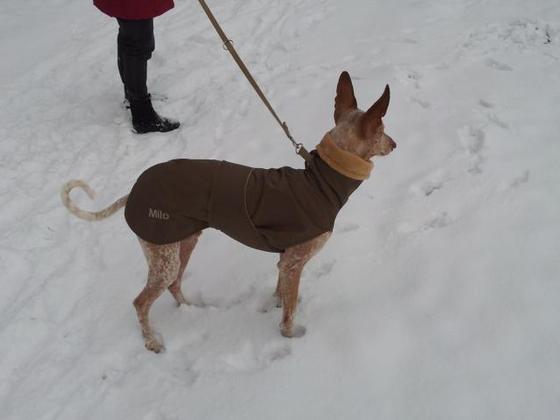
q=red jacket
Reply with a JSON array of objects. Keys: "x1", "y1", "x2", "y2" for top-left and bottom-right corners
[{"x1": 94, "y1": 0, "x2": 174, "y2": 20}]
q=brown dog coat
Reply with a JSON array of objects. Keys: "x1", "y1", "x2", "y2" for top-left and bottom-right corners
[{"x1": 124, "y1": 135, "x2": 372, "y2": 252}]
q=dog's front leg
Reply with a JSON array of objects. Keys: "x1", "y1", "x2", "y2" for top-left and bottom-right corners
[
  {"x1": 277, "y1": 232, "x2": 331, "y2": 338},
  {"x1": 277, "y1": 260, "x2": 305, "y2": 337}
]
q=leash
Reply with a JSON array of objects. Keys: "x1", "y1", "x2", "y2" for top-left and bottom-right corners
[{"x1": 197, "y1": 0, "x2": 311, "y2": 161}]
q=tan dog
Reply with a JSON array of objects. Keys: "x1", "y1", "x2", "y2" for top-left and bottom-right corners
[{"x1": 61, "y1": 72, "x2": 396, "y2": 353}]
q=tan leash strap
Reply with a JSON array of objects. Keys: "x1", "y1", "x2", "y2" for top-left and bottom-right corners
[{"x1": 197, "y1": 0, "x2": 311, "y2": 161}]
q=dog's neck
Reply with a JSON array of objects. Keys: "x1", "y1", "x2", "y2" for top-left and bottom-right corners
[{"x1": 315, "y1": 134, "x2": 373, "y2": 181}]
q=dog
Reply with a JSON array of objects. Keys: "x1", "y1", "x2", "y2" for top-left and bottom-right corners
[{"x1": 61, "y1": 71, "x2": 396, "y2": 353}]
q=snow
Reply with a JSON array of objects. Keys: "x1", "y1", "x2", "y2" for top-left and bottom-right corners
[{"x1": 1, "y1": 0, "x2": 560, "y2": 419}]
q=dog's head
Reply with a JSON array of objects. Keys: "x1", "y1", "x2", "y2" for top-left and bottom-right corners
[{"x1": 329, "y1": 71, "x2": 396, "y2": 161}]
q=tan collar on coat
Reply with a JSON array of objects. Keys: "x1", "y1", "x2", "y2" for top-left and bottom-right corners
[{"x1": 316, "y1": 134, "x2": 373, "y2": 181}]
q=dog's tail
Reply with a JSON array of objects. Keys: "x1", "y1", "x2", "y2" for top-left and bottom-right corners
[{"x1": 61, "y1": 180, "x2": 129, "y2": 221}]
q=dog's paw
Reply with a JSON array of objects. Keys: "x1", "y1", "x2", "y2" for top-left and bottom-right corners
[
  {"x1": 145, "y1": 336, "x2": 165, "y2": 353},
  {"x1": 280, "y1": 324, "x2": 306, "y2": 338}
]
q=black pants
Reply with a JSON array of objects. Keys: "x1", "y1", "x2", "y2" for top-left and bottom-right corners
[{"x1": 117, "y1": 18, "x2": 155, "y2": 101}]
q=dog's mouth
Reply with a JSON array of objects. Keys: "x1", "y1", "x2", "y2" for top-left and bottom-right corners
[{"x1": 383, "y1": 135, "x2": 397, "y2": 155}]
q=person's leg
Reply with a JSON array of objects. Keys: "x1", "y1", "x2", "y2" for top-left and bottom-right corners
[
  {"x1": 116, "y1": 29, "x2": 127, "y2": 103},
  {"x1": 117, "y1": 18, "x2": 153, "y2": 101},
  {"x1": 117, "y1": 18, "x2": 179, "y2": 133}
]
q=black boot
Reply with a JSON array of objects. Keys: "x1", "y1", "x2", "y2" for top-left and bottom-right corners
[
  {"x1": 130, "y1": 95, "x2": 180, "y2": 134},
  {"x1": 122, "y1": 58, "x2": 179, "y2": 133},
  {"x1": 117, "y1": 18, "x2": 179, "y2": 133}
]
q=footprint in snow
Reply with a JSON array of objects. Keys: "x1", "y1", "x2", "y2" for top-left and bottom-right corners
[
  {"x1": 509, "y1": 170, "x2": 530, "y2": 188},
  {"x1": 259, "y1": 293, "x2": 281, "y2": 313},
  {"x1": 424, "y1": 212, "x2": 453, "y2": 230},
  {"x1": 487, "y1": 113, "x2": 509, "y2": 129},
  {"x1": 498, "y1": 170, "x2": 530, "y2": 192},
  {"x1": 478, "y1": 100, "x2": 509, "y2": 129},
  {"x1": 338, "y1": 223, "x2": 359, "y2": 233},
  {"x1": 411, "y1": 96, "x2": 431, "y2": 109},
  {"x1": 314, "y1": 260, "x2": 336, "y2": 278},
  {"x1": 397, "y1": 212, "x2": 454, "y2": 235},
  {"x1": 418, "y1": 179, "x2": 444, "y2": 197},
  {"x1": 410, "y1": 172, "x2": 446, "y2": 197},
  {"x1": 219, "y1": 341, "x2": 292, "y2": 372},
  {"x1": 394, "y1": 66, "x2": 422, "y2": 89},
  {"x1": 485, "y1": 58, "x2": 513, "y2": 72},
  {"x1": 457, "y1": 125, "x2": 486, "y2": 174}
]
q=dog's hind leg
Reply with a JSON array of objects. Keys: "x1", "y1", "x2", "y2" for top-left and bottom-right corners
[
  {"x1": 277, "y1": 232, "x2": 331, "y2": 338},
  {"x1": 168, "y1": 231, "x2": 202, "y2": 306},
  {"x1": 134, "y1": 238, "x2": 181, "y2": 353}
]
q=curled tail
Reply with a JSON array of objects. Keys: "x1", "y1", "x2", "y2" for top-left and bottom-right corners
[{"x1": 61, "y1": 180, "x2": 128, "y2": 221}]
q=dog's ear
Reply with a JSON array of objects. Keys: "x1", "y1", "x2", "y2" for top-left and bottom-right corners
[
  {"x1": 361, "y1": 84, "x2": 390, "y2": 136},
  {"x1": 334, "y1": 71, "x2": 358, "y2": 124}
]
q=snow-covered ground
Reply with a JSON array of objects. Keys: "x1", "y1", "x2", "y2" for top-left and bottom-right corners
[{"x1": 1, "y1": 0, "x2": 559, "y2": 419}]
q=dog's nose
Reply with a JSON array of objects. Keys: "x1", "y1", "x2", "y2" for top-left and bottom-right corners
[{"x1": 386, "y1": 135, "x2": 396, "y2": 149}]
